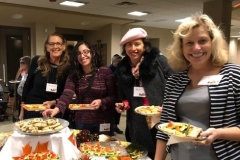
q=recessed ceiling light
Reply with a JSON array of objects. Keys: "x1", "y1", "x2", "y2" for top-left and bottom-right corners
[
  {"x1": 11, "y1": 14, "x2": 23, "y2": 19},
  {"x1": 175, "y1": 18, "x2": 189, "y2": 22},
  {"x1": 60, "y1": 1, "x2": 85, "y2": 7},
  {"x1": 128, "y1": 11, "x2": 148, "y2": 16},
  {"x1": 81, "y1": 21, "x2": 90, "y2": 25}
]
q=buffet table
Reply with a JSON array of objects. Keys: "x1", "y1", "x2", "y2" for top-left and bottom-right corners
[
  {"x1": 0, "y1": 128, "x2": 80, "y2": 160},
  {"x1": 0, "y1": 116, "x2": 152, "y2": 160}
]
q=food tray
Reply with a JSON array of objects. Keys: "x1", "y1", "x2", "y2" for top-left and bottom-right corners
[{"x1": 14, "y1": 118, "x2": 69, "y2": 135}]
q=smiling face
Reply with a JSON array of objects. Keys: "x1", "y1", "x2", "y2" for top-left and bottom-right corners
[
  {"x1": 124, "y1": 39, "x2": 145, "y2": 64},
  {"x1": 77, "y1": 44, "x2": 92, "y2": 69},
  {"x1": 46, "y1": 35, "x2": 66, "y2": 59},
  {"x1": 182, "y1": 26, "x2": 212, "y2": 68}
]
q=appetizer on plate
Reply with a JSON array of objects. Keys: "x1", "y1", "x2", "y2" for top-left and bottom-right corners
[
  {"x1": 68, "y1": 104, "x2": 93, "y2": 110},
  {"x1": 135, "y1": 105, "x2": 162, "y2": 116},
  {"x1": 14, "y1": 118, "x2": 67, "y2": 134},
  {"x1": 157, "y1": 121, "x2": 203, "y2": 139},
  {"x1": 22, "y1": 104, "x2": 47, "y2": 111}
]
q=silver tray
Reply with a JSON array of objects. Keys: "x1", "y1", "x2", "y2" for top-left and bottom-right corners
[{"x1": 14, "y1": 118, "x2": 69, "y2": 136}]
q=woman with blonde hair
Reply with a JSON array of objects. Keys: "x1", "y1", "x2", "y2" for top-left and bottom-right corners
[
  {"x1": 20, "y1": 32, "x2": 70, "y2": 120},
  {"x1": 155, "y1": 13, "x2": 240, "y2": 160},
  {"x1": 13, "y1": 56, "x2": 31, "y2": 119}
]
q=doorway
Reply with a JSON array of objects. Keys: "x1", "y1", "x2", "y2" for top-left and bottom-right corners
[{"x1": 0, "y1": 26, "x2": 30, "y2": 83}]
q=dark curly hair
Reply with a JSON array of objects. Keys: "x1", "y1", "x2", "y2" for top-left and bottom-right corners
[{"x1": 69, "y1": 41, "x2": 103, "y2": 83}]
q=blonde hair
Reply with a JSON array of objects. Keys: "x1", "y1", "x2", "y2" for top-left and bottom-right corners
[
  {"x1": 38, "y1": 32, "x2": 70, "y2": 78},
  {"x1": 167, "y1": 13, "x2": 229, "y2": 71},
  {"x1": 15, "y1": 56, "x2": 32, "y2": 80}
]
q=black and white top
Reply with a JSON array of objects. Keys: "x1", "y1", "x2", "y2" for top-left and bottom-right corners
[{"x1": 156, "y1": 63, "x2": 240, "y2": 160}]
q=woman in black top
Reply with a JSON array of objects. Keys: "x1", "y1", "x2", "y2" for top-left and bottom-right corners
[{"x1": 20, "y1": 32, "x2": 70, "y2": 120}]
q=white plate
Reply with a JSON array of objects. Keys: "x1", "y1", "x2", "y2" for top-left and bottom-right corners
[
  {"x1": 135, "y1": 106, "x2": 161, "y2": 116},
  {"x1": 68, "y1": 104, "x2": 94, "y2": 110},
  {"x1": 22, "y1": 104, "x2": 47, "y2": 111},
  {"x1": 9, "y1": 80, "x2": 20, "y2": 83},
  {"x1": 14, "y1": 118, "x2": 69, "y2": 136},
  {"x1": 156, "y1": 122, "x2": 205, "y2": 140}
]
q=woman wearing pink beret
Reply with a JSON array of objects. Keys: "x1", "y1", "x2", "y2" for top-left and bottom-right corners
[{"x1": 115, "y1": 27, "x2": 174, "y2": 159}]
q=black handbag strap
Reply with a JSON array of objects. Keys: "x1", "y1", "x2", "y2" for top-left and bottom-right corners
[
  {"x1": 80, "y1": 70, "x2": 97, "y2": 103},
  {"x1": 157, "y1": 59, "x2": 168, "y2": 79}
]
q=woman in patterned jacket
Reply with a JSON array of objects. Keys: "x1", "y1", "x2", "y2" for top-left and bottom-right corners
[
  {"x1": 155, "y1": 13, "x2": 240, "y2": 160},
  {"x1": 43, "y1": 41, "x2": 117, "y2": 136}
]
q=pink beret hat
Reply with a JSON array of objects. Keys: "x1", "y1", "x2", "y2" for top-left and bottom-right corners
[{"x1": 120, "y1": 28, "x2": 147, "y2": 46}]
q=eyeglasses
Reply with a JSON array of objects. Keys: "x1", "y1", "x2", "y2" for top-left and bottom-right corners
[
  {"x1": 77, "y1": 49, "x2": 91, "y2": 56},
  {"x1": 47, "y1": 42, "x2": 64, "y2": 47},
  {"x1": 20, "y1": 61, "x2": 25, "y2": 64}
]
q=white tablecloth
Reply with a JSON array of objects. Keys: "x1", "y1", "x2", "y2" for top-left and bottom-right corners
[{"x1": 0, "y1": 127, "x2": 81, "y2": 160}]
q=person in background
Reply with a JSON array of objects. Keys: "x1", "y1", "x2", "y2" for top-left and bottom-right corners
[
  {"x1": 155, "y1": 13, "x2": 240, "y2": 160},
  {"x1": 19, "y1": 32, "x2": 70, "y2": 120},
  {"x1": 109, "y1": 54, "x2": 122, "y2": 75},
  {"x1": 109, "y1": 54, "x2": 123, "y2": 134},
  {"x1": 13, "y1": 56, "x2": 31, "y2": 121},
  {"x1": 115, "y1": 27, "x2": 174, "y2": 159},
  {"x1": 42, "y1": 41, "x2": 117, "y2": 136}
]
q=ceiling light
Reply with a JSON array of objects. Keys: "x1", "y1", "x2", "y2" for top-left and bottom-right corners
[
  {"x1": 81, "y1": 21, "x2": 90, "y2": 25},
  {"x1": 11, "y1": 14, "x2": 23, "y2": 19},
  {"x1": 175, "y1": 18, "x2": 189, "y2": 22},
  {"x1": 60, "y1": 1, "x2": 85, "y2": 7},
  {"x1": 233, "y1": 2, "x2": 240, "y2": 8},
  {"x1": 128, "y1": 11, "x2": 148, "y2": 16}
]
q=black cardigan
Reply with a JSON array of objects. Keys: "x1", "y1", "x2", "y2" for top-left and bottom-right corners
[{"x1": 22, "y1": 56, "x2": 68, "y2": 104}]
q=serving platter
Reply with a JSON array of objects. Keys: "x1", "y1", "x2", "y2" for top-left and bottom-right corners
[
  {"x1": 22, "y1": 104, "x2": 47, "y2": 111},
  {"x1": 135, "y1": 106, "x2": 161, "y2": 116},
  {"x1": 68, "y1": 104, "x2": 94, "y2": 110},
  {"x1": 14, "y1": 118, "x2": 69, "y2": 135}
]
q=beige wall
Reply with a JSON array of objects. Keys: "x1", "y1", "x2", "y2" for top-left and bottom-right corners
[
  {"x1": 0, "y1": 21, "x2": 173, "y2": 65},
  {"x1": 121, "y1": 25, "x2": 173, "y2": 55},
  {"x1": 229, "y1": 38, "x2": 240, "y2": 65}
]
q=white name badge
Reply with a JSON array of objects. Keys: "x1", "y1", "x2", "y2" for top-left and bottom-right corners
[
  {"x1": 99, "y1": 123, "x2": 110, "y2": 132},
  {"x1": 133, "y1": 87, "x2": 146, "y2": 97},
  {"x1": 198, "y1": 75, "x2": 223, "y2": 85},
  {"x1": 46, "y1": 83, "x2": 58, "y2": 93}
]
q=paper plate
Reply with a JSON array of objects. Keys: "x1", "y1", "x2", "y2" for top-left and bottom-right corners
[
  {"x1": 68, "y1": 104, "x2": 94, "y2": 110},
  {"x1": 135, "y1": 106, "x2": 161, "y2": 116},
  {"x1": 156, "y1": 122, "x2": 206, "y2": 141},
  {"x1": 22, "y1": 104, "x2": 47, "y2": 111},
  {"x1": 9, "y1": 80, "x2": 20, "y2": 83}
]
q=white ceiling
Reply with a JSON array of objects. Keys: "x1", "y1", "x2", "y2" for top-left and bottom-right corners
[{"x1": 1, "y1": 0, "x2": 240, "y2": 36}]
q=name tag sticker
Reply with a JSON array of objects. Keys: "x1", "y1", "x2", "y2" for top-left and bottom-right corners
[
  {"x1": 46, "y1": 83, "x2": 58, "y2": 93},
  {"x1": 133, "y1": 87, "x2": 146, "y2": 97},
  {"x1": 198, "y1": 75, "x2": 223, "y2": 85},
  {"x1": 99, "y1": 123, "x2": 110, "y2": 132}
]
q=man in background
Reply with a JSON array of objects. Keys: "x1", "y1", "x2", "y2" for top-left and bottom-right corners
[{"x1": 109, "y1": 54, "x2": 123, "y2": 134}]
